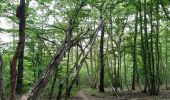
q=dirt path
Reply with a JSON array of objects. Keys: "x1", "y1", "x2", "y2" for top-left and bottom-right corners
[
  {"x1": 77, "y1": 91, "x2": 89, "y2": 100},
  {"x1": 74, "y1": 89, "x2": 170, "y2": 100}
]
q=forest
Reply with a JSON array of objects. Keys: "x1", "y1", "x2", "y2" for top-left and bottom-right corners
[{"x1": 0, "y1": 0, "x2": 170, "y2": 100}]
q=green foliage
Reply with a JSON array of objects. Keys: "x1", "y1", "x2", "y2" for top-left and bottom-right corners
[{"x1": 0, "y1": 0, "x2": 170, "y2": 98}]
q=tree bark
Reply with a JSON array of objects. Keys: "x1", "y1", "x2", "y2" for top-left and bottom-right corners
[
  {"x1": 99, "y1": 15, "x2": 105, "y2": 92},
  {"x1": 16, "y1": 50, "x2": 24, "y2": 94},
  {"x1": 65, "y1": 50, "x2": 70, "y2": 99},
  {"x1": 49, "y1": 69, "x2": 58, "y2": 100},
  {"x1": 56, "y1": 83, "x2": 63, "y2": 100},
  {"x1": 10, "y1": 0, "x2": 25, "y2": 99},
  {"x1": 0, "y1": 55, "x2": 4, "y2": 100},
  {"x1": 75, "y1": 46, "x2": 79, "y2": 87},
  {"x1": 123, "y1": 44, "x2": 129, "y2": 91},
  {"x1": 20, "y1": 1, "x2": 87, "y2": 99},
  {"x1": 21, "y1": 42, "x2": 71, "y2": 100},
  {"x1": 155, "y1": 0, "x2": 160, "y2": 94},
  {"x1": 149, "y1": 0, "x2": 156, "y2": 95},
  {"x1": 143, "y1": 0, "x2": 149, "y2": 93},
  {"x1": 132, "y1": 8, "x2": 138, "y2": 90}
]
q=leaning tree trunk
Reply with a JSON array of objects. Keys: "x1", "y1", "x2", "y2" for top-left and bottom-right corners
[
  {"x1": 10, "y1": 0, "x2": 25, "y2": 99},
  {"x1": 21, "y1": 41, "x2": 71, "y2": 100},
  {"x1": 66, "y1": 18, "x2": 104, "y2": 96},
  {"x1": 0, "y1": 55, "x2": 4, "y2": 100},
  {"x1": 21, "y1": 1, "x2": 86, "y2": 99}
]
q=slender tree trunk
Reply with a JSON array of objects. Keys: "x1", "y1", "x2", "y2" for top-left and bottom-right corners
[
  {"x1": 56, "y1": 83, "x2": 63, "y2": 100},
  {"x1": 16, "y1": 0, "x2": 29, "y2": 94},
  {"x1": 90, "y1": 34, "x2": 95, "y2": 88},
  {"x1": 0, "y1": 55, "x2": 4, "y2": 100},
  {"x1": 49, "y1": 69, "x2": 58, "y2": 100},
  {"x1": 76, "y1": 45, "x2": 79, "y2": 87},
  {"x1": 143, "y1": 0, "x2": 149, "y2": 92},
  {"x1": 66, "y1": 29, "x2": 101, "y2": 95},
  {"x1": 10, "y1": 0, "x2": 25, "y2": 99},
  {"x1": 123, "y1": 44, "x2": 129, "y2": 91},
  {"x1": 149, "y1": 0, "x2": 156, "y2": 95},
  {"x1": 108, "y1": 5, "x2": 117, "y2": 92},
  {"x1": 155, "y1": 1, "x2": 160, "y2": 94},
  {"x1": 16, "y1": 50, "x2": 24, "y2": 94},
  {"x1": 117, "y1": 45, "x2": 120, "y2": 89},
  {"x1": 165, "y1": 31, "x2": 168, "y2": 89},
  {"x1": 99, "y1": 15, "x2": 105, "y2": 92},
  {"x1": 132, "y1": 8, "x2": 138, "y2": 90},
  {"x1": 75, "y1": 29, "x2": 82, "y2": 88},
  {"x1": 118, "y1": 39, "x2": 122, "y2": 90},
  {"x1": 94, "y1": 35, "x2": 98, "y2": 88},
  {"x1": 66, "y1": 50, "x2": 70, "y2": 99},
  {"x1": 113, "y1": 49, "x2": 117, "y2": 92}
]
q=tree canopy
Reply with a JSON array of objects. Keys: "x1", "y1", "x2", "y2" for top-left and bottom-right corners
[{"x1": 0, "y1": 0, "x2": 170, "y2": 100}]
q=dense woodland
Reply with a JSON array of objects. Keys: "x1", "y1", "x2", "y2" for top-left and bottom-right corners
[{"x1": 0, "y1": 0, "x2": 170, "y2": 100}]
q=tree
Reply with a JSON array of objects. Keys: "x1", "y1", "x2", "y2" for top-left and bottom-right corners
[
  {"x1": 10, "y1": 0, "x2": 26, "y2": 99},
  {"x1": 21, "y1": 1, "x2": 86, "y2": 99},
  {"x1": 132, "y1": 7, "x2": 138, "y2": 90},
  {"x1": 0, "y1": 54, "x2": 4, "y2": 100},
  {"x1": 99, "y1": 15, "x2": 105, "y2": 92},
  {"x1": 1, "y1": 0, "x2": 170, "y2": 99}
]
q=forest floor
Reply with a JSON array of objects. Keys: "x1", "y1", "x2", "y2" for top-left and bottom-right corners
[
  {"x1": 14, "y1": 87, "x2": 170, "y2": 100},
  {"x1": 66, "y1": 88, "x2": 170, "y2": 100}
]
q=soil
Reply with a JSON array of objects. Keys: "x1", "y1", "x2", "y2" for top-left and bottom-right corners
[{"x1": 68, "y1": 89, "x2": 170, "y2": 100}]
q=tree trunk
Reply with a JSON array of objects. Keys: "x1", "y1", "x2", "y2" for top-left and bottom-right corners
[
  {"x1": 16, "y1": 50, "x2": 24, "y2": 94},
  {"x1": 0, "y1": 55, "x2": 4, "y2": 100},
  {"x1": 66, "y1": 32, "x2": 100, "y2": 95},
  {"x1": 165, "y1": 30, "x2": 168, "y2": 89},
  {"x1": 123, "y1": 44, "x2": 129, "y2": 91},
  {"x1": 143, "y1": 0, "x2": 149, "y2": 93},
  {"x1": 113, "y1": 49, "x2": 117, "y2": 92},
  {"x1": 118, "y1": 38, "x2": 122, "y2": 90},
  {"x1": 149, "y1": 0, "x2": 156, "y2": 95},
  {"x1": 10, "y1": 0, "x2": 25, "y2": 99},
  {"x1": 99, "y1": 15, "x2": 105, "y2": 92},
  {"x1": 132, "y1": 8, "x2": 138, "y2": 90},
  {"x1": 21, "y1": 42, "x2": 71, "y2": 100},
  {"x1": 56, "y1": 83, "x2": 63, "y2": 100},
  {"x1": 155, "y1": 0, "x2": 160, "y2": 94},
  {"x1": 76, "y1": 45, "x2": 79, "y2": 87},
  {"x1": 49, "y1": 69, "x2": 58, "y2": 100},
  {"x1": 21, "y1": 8, "x2": 104, "y2": 99},
  {"x1": 66, "y1": 50, "x2": 70, "y2": 99},
  {"x1": 90, "y1": 39, "x2": 94, "y2": 88}
]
